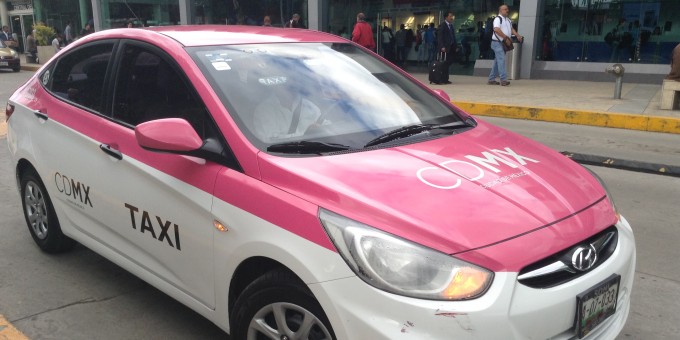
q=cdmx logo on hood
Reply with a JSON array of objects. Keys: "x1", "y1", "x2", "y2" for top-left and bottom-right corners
[{"x1": 417, "y1": 147, "x2": 539, "y2": 190}]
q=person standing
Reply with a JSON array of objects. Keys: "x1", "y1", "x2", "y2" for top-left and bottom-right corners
[
  {"x1": 0, "y1": 25, "x2": 10, "y2": 42},
  {"x1": 437, "y1": 12, "x2": 458, "y2": 84},
  {"x1": 26, "y1": 30, "x2": 38, "y2": 62},
  {"x1": 52, "y1": 34, "x2": 63, "y2": 52},
  {"x1": 80, "y1": 23, "x2": 94, "y2": 37},
  {"x1": 666, "y1": 43, "x2": 680, "y2": 81},
  {"x1": 352, "y1": 12, "x2": 376, "y2": 51},
  {"x1": 488, "y1": 4, "x2": 523, "y2": 86},
  {"x1": 394, "y1": 24, "x2": 408, "y2": 66},
  {"x1": 285, "y1": 13, "x2": 305, "y2": 28},
  {"x1": 424, "y1": 23, "x2": 436, "y2": 63},
  {"x1": 0, "y1": 25, "x2": 17, "y2": 48},
  {"x1": 263, "y1": 16, "x2": 272, "y2": 27},
  {"x1": 607, "y1": 18, "x2": 627, "y2": 63},
  {"x1": 381, "y1": 24, "x2": 394, "y2": 62},
  {"x1": 64, "y1": 21, "x2": 74, "y2": 45}
]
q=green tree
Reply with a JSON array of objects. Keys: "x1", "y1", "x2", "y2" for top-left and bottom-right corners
[{"x1": 33, "y1": 23, "x2": 56, "y2": 46}]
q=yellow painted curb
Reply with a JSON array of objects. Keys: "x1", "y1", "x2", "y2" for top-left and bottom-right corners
[
  {"x1": 454, "y1": 101, "x2": 680, "y2": 134},
  {"x1": 0, "y1": 315, "x2": 29, "y2": 340}
]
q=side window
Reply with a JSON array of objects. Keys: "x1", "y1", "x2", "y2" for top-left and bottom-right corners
[
  {"x1": 47, "y1": 43, "x2": 114, "y2": 113},
  {"x1": 111, "y1": 43, "x2": 216, "y2": 139}
]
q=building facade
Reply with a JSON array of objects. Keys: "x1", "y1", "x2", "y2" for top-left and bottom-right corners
[{"x1": 1, "y1": 0, "x2": 677, "y2": 83}]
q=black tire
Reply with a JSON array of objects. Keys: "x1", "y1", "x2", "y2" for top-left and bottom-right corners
[
  {"x1": 20, "y1": 168, "x2": 76, "y2": 253},
  {"x1": 13, "y1": 67, "x2": 20, "y2": 72},
  {"x1": 231, "y1": 269, "x2": 336, "y2": 340}
]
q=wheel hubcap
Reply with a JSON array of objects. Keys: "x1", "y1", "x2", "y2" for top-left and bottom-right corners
[
  {"x1": 247, "y1": 302, "x2": 332, "y2": 340},
  {"x1": 24, "y1": 181, "x2": 49, "y2": 240}
]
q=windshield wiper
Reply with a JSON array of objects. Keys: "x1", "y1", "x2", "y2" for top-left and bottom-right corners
[
  {"x1": 363, "y1": 121, "x2": 471, "y2": 148},
  {"x1": 267, "y1": 141, "x2": 353, "y2": 154}
]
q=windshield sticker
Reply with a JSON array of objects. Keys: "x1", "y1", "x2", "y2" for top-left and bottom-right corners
[
  {"x1": 258, "y1": 76, "x2": 287, "y2": 86},
  {"x1": 42, "y1": 70, "x2": 50, "y2": 86},
  {"x1": 205, "y1": 52, "x2": 232, "y2": 71}
]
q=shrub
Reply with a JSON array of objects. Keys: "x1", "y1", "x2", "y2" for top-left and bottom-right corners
[{"x1": 33, "y1": 23, "x2": 56, "y2": 46}]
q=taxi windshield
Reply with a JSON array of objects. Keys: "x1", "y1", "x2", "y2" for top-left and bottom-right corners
[{"x1": 190, "y1": 42, "x2": 469, "y2": 153}]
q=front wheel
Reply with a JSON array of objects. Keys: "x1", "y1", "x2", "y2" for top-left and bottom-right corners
[
  {"x1": 231, "y1": 269, "x2": 335, "y2": 340},
  {"x1": 20, "y1": 169, "x2": 75, "y2": 253}
]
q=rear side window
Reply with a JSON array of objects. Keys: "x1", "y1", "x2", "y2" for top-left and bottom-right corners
[{"x1": 46, "y1": 43, "x2": 115, "y2": 113}]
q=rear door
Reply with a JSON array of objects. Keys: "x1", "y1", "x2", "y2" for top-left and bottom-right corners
[{"x1": 38, "y1": 39, "x2": 222, "y2": 308}]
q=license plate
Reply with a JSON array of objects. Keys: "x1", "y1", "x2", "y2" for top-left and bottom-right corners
[
  {"x1": 575, "y1": 274, "x2": 620, "y2": 338},
  {"x1": 0, "y1": 61, "x2": 8, "y2": 66}
]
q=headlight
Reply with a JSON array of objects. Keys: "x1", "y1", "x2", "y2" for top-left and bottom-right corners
[
  {"x1": 11, "y1": 50, "x2": 18, "y2": 58},
  {"x1": 319, "y1": 208, "x2": 493, "y2": 300}
]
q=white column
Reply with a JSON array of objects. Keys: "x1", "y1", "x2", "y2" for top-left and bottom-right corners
[
  {"x1": 308, "y1": 0, "x2": 322, "y2": 31},
  {"x1": 179, "y1": 0, "x2": 190, "y2": 25},
  {"x1": 91, "y1": 0, "x2": 101, "y2": 30},
  {"x1": 0, "y1": 0, "x2": 9, "y2": 28},
  {"x1": 518, "y1": 0, "x2": 540, "y2": 79}
]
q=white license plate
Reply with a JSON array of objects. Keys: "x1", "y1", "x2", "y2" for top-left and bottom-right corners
[
  {"x1": 575, "y1": 274, "x2": 620, "y2": 338},
  {"x1": 0, "y1": 61, "x2": 8, "y2": 66}
]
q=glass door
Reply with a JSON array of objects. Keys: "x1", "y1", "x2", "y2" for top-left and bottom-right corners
[
  {"x1": 10, "y1": 15, "x2": 24, "y2": 52},
  {"x1": 9, "y1": 14, "x2": 34, "y2": 53}
]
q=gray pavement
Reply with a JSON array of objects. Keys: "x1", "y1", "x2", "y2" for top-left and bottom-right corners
[
  {"x1": 413, "y1": 72, "x2": 676, "y2": 118},
  {"x1": 405, "y1": 66, "x2": 680, "y2": 134}
]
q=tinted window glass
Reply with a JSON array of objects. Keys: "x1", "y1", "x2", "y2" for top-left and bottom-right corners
[
  {"x1": 48, "y1": 43, "x2": 114, "y2": 113},
  {"x1": 111, "y1": 43, "x2": 216, "y2": 139}
]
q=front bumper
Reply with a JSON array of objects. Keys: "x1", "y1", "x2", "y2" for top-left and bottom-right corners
[
  {"x1": 310, "y1": 216, "x2": 635, "y2": 339},
  {"x1": 0, "y1": 57, "x2": 20, "y2": 69}
]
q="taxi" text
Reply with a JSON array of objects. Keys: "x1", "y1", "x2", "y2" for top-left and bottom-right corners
[{"x1": 124, "y1": 203, "x2": 182, "y2": 251}]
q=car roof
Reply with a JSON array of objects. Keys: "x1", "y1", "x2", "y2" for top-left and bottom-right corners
[{"x1": 87, "y1": 25, "x2": 348, "y2": 47}]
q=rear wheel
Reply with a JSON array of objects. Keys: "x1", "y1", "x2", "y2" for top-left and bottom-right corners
[
  {"x1": 20, "y1": 169, "x2": 75, "y2": 253},
  {"x1": 231, "y1": 269, "x2": 335, "y2": 340}
]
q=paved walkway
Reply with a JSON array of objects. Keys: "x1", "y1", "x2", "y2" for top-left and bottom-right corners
[
  {"x1": 408, "y1": 71, "x2": 680, "y2": 134},
  {"x1": 6, "y1": 62, "x2": 680, "y2": 135}
]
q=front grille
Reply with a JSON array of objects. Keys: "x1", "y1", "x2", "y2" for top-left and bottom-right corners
[
  {"x1": 0, "y1": 55, "x2": 16, "y2": 60},
  {"x1": 518, "y1": 226, "x2": 618, "y2": 288}
]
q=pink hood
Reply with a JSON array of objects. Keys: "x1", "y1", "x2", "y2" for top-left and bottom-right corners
[{"x1": 257, "y1": 121, "x2": 612, "y2": 255}]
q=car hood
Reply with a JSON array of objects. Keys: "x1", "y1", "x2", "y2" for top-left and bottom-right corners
[
  {"x1": 0, "y1": 47, "x2": 15, "y2": 57},
  {"x1": 258, "y1": 122, "x2": 609, "y2": 255}
]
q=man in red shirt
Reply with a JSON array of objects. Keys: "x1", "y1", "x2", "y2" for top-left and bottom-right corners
[{"x1": 352, "y1": 13, "x2": 376, "y2": 51}]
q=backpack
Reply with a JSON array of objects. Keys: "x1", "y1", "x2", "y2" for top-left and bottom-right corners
[
  {"x1": 604, "y1": 31, "x2": 615, "y2": 45},
  {"x1": 481, "y1": 16, "x2": 502, "y2": 52},
  {"x1": 620, "y1": 32, "x2": 633, "y2": 48}
]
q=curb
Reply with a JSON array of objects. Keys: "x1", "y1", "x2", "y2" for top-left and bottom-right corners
[
  {"x1": 0, "y1": 315, "x2": 30, "y2": 340},
  {"x1": 453, "y1": 101, "x2": 680, "y2": 134},
  {"x1": 20, "y1": 64, "x2": 41, "y2": 72},
  {"x1": 562, "y1": 151, "x2": 680, "y2": 177}
]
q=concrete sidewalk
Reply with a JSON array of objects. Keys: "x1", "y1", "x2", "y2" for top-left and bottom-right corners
[
  {"x1": 408, "y1": 71, "x2": 680, "y2": 134},
  {"x1": 10, "y1": 62, "x2": 680, "y2": 135}
]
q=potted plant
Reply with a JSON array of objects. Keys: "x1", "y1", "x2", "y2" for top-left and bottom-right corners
[{"x1": 33, "y1": 22, "x2": 56, "y2": 64}]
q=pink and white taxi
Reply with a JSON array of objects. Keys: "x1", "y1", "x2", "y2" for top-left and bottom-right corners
[{"x1": 6, "y1": 26, "x2": 635, "y2": 339}]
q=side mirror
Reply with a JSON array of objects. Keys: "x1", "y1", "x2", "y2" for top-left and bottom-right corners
[
  {"x1": 135, "y1": 118, "x2": 203, "y2": 152},
  {"x1": 433, "y1": 89, "x2": 450, "y2": 102},
  {"x1": 433, "y1": 89, "x2": 476, "y2": 125}
]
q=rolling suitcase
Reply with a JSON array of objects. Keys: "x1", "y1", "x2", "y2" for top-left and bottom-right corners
[{"x1": 429, "y1": 52, "x2": 448, "y2": 84}]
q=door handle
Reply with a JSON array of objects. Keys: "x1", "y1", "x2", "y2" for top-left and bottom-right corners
[
  {"x1": 33, "y1": 110, "x2": 48, "y2": 120},
  {"x1": 99, "y1": 144, "x2": 123, "y2": 160}
]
